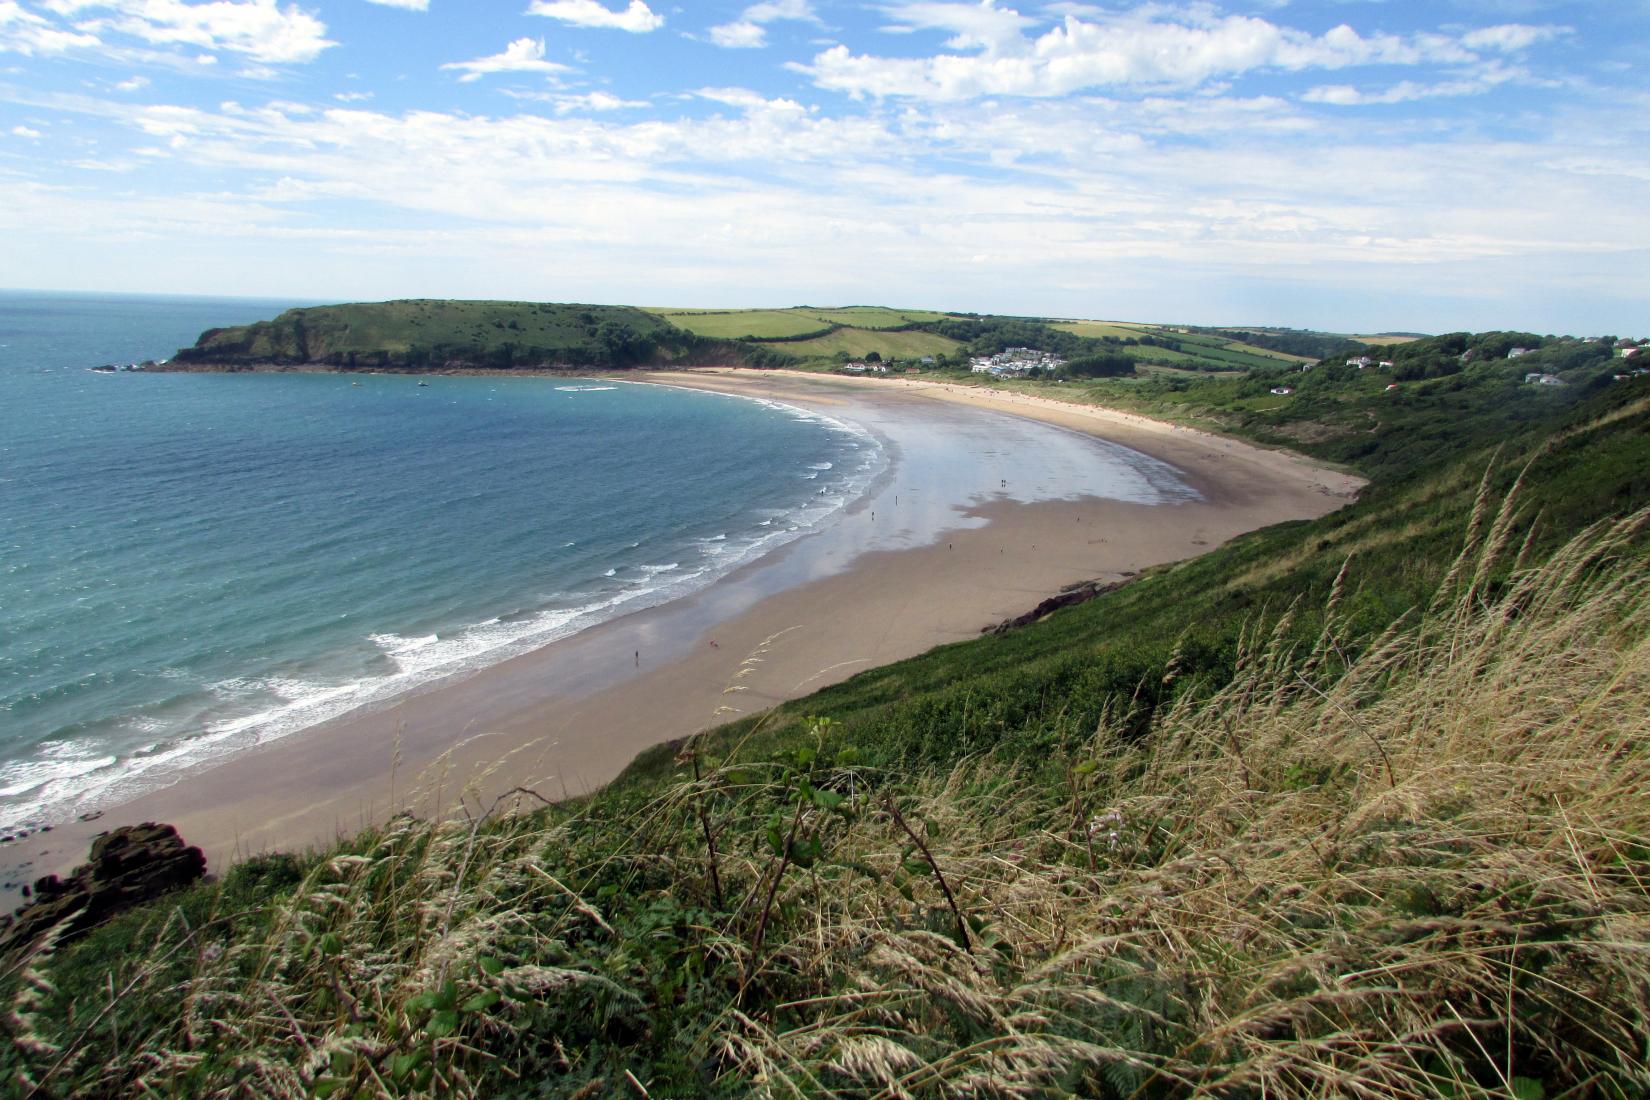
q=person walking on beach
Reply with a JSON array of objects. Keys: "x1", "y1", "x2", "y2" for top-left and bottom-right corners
[{"x1": 634, "y1": 650, "x2": 639, "y2": 667}]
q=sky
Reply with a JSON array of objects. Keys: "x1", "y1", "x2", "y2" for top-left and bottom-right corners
[{"x1": 0, "y1": 0, "x2": 1645, "y2": 334}]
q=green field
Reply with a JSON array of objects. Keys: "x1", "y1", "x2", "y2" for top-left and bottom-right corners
[
  {"x1": 755, "y1": 327, "x2": 963, "y2": 360},
  {"x1": 1051, "y1": 319, "x2": 1154, "y2": 340},
  {"x1": 1051, "y1": 320, "x2": 1301, "y2": 370},
  {"x1": 789, "y1": 306, "x2": 951, "y2": 330},
  {"x1": 650, "y1": 309, "x2": 832, "y2": 340},
  {"x1": 1350, "y1": 332, "x2": 1424, "y2": 345},
  {"x1": 654, "y1": 305, "x2": 955, "y2": 339}
]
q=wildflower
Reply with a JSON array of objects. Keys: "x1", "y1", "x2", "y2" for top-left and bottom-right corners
[{"x1": 1087, "y1": 810, "x2": 1124, "y2": 850}]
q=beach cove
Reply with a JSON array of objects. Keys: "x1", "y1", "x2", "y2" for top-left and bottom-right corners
[{"x1": 3, "y1": 369, "x2": 1363, "y2": 890}]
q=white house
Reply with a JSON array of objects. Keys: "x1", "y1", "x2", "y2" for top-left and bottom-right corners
[
  {"x1": 1507, "y1": 348, "x2": 1533, "y2": 359},
  {"x1": 1270, "y1": 386, "x2": 1293, "y2": 395},
  {"x1": 1524, "y1": 372, "x2": 1565, "y2": 386}
]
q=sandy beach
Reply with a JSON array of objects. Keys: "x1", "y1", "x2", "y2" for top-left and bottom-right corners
[{"x1": 2, "y1": 370, "x2": 1362, "y2": 895}]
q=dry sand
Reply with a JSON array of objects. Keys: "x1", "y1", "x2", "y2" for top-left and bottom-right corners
[{"x1": 2, "y1": 370, "x2": 1362, "y2": 894}]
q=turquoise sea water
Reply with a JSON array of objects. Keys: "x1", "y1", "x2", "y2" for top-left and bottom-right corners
[{"x1": 0, "y1": 292, "x2": 877, "y2": 830}]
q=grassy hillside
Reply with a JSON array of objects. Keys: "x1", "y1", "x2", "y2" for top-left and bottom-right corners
[
  {"x1": 653, "y1": 305, "x2": 965, "y2": 365},
  {"x1": 754, "y1": 328, "x2": 962, "y2": 360},
  {"x1": 790, "y1": 306, "x2": 951, "y2": 329},
  {"x1": 7, "y1": 342, "x2": 1649, "y2": 1097},
  {"x1": 942, "y1": 330, "x2": 1634, "y2": 481},
  {"x1": 651, "y1": 309, "x2": 833, "y2": 340},
  {"x1": 1051, "y1": 321, "x2": 1318, "y2": 371},
  {"x1": 171, "y1": 300, "x2": 716, "y2": 370}
]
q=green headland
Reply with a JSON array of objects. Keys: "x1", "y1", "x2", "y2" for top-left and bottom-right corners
[{"x1": 168, "y1": 299, "x2": 1360, "y2": 375}]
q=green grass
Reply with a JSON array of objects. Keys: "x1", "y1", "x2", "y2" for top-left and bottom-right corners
[
  {"x1": 1051, "y1": 320, "x2": 1153, "y2": 340},
  {"x1": 1050, "y1": 321, "x2": 1302, "y2": 371},
  {"x1": 755, "y1": 328, "x2": 963, "y2": 361},
  {"x1": 789, "y1": 306, "x2": 951, "y2": 330},
  {"x1": 1166, "y1": 329, "x2": 1310, "y2": 367},
  {"x1": 650, "y1": 309, "x2": 833, "y2": 340}
]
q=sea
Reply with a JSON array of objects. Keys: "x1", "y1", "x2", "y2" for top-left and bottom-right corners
[{"x1": 0, "y1": 291, "x2": 881, "y2": 832}]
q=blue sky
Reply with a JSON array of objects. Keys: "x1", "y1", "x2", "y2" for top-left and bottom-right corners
[{"x1": 0, "y1": 0, "x2": 1645, "y2": 333}]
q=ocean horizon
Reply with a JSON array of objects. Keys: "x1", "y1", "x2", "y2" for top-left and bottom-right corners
[{"x1": 0, "y1": 291, "x2": 881, "y2": 832}]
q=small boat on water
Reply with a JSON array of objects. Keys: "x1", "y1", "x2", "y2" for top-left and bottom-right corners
[{"x1": 417, "y1": 381, "x2": 429, "y2": 387}]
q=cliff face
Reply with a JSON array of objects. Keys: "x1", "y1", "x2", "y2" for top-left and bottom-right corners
[{"x1": 170, "y1": 300, "x2": 753, "y2": 370}]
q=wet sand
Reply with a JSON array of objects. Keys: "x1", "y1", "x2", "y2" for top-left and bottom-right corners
[{"x1": 1, "y1": 371, "x2": 1362, "y2": 896}]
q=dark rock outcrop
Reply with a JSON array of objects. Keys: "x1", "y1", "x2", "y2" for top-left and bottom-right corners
[
  {"x1": 985, "y1": 577, "x2": 1130, "y2": 635},
  {"x1": 0, "y1": 823, "x2": 205, "y2": 956}
]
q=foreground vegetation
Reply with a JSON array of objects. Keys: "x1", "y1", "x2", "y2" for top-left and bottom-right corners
[{"x1": 11, "y1": 327, "x2": 1650, "y2": 1096}]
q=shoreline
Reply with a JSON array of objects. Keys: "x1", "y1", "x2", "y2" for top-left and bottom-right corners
[{"x1": 1, "y1": 370, "x2": 1362, "y2": 898}]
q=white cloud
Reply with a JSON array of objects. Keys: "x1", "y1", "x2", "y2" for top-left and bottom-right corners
[
  {"x1": 441, "y1": 37, "x2": 567, "y2": 82},
  {"x1": 38, "y1": 0, "x2": 334, "y2": 65},
  {"x1": 710, "y1": 20, "x2": 764, "y2": 48},
  {"x1": 0, "y1": 0, "x2": 101, "y2": 55},
  {"x1": 796, "y1": 8, "x2": 1553, "y2": 101},
  {"x1": 548, "y1": 90, "x2": 647, "y2": 113},
  {"x1": 525, "y1": 0, "x2": 662, "y2": 32},
  {"x1": 709, "y1": 0, "x2": 815, "y2": 49},
  {"x1": 10, "y1": 123, "x2": 42, "y2": 137},
  {"x1": 114, "y1": 73, "x2": 149, "y2": 90},
  {"x1": 362, "y1": 0, "x2": 427, "y2": 8},
  {"x1": 501, "y1": 87, "x2": 650, "y2": 112},
  {"x1": 334, "y1": 90, "x2": 373, "y2": 102},
  {"x1": 877, "y1": 1, "x2": 1035, "y2": 53},
  {"x1": 1461, "y1": 23, "x2": 1563, "y2": 52},
  {"x1": 1, "y1": 81, "x2": 1644, "y2": 333},
  {"x1": 696, "y1": 86, "x2": 808, "y2": 114},
  {"x1": 1304, "y1": 66, "x2": 1522, "y2": 106}
]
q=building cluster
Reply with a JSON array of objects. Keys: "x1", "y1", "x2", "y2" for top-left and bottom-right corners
[
  {"x1": 970, "y1": 347, "x2": 1065, "y2": 378},
  {"x1": 841, "y1": 356, "x2": 936, "y2": 375}
]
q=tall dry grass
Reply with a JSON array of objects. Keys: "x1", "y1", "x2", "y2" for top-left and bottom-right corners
[{"x1": 8, "y1": 493, "x2": 1649, "y2": 1098}]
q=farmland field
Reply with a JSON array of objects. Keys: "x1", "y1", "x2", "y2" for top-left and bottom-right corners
[
  {"x1": 1051, "y1": 320, "x2": 1155, "y2": 340},
  {"x1": 756, "y1": 328, "x2": 962, "y2": 360},
  {"x1": 790, "y1": 306, "x2": 952, "y2": 330},
  {"x1": 652, "y1": 310, "x2": 831, "y2": 339},
  {"x1": 1349, "y1": 333, "x2": 1425, "y2": 345},
  {"x1": 1054, "y1": 320, "x2": 1304, "y2": 371}
]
